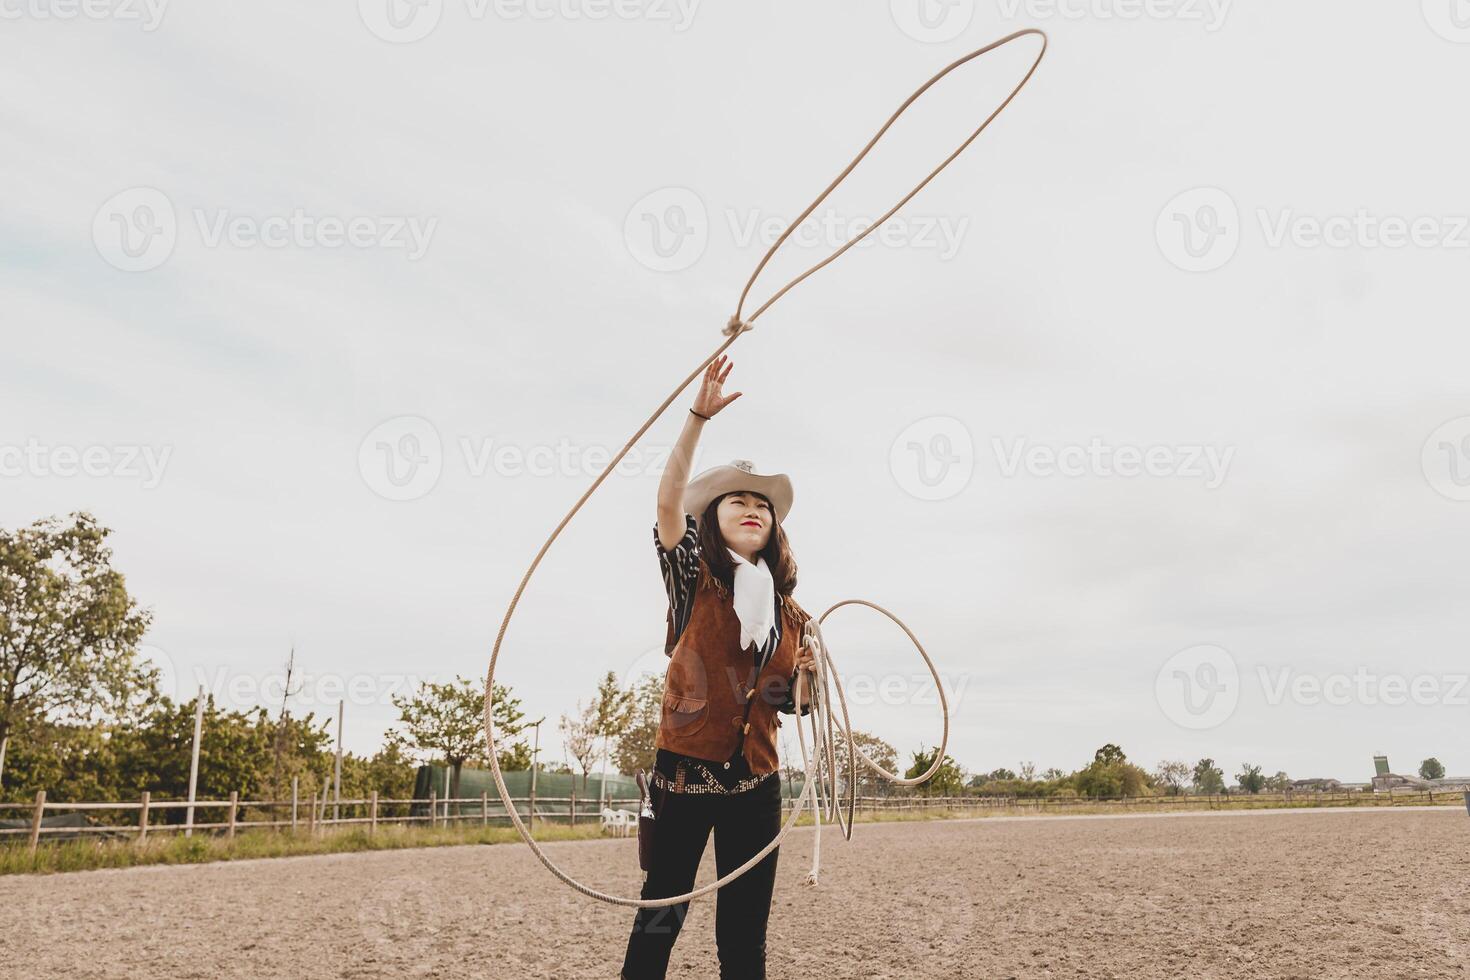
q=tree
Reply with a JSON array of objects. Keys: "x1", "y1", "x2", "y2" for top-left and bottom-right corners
[
  {"x1": 1264, "y1": 771, "x2": 1291, "y2": 793},
  {"x1": 0, "y1": 691, "x2": 334, "y2": 813},
  {"x1": 1236, "y1": 763, "x2": 1265, "y2": 794},
  {"x1": 390, "y1": 676, "x2": 525, "y2": 812},
  {"x1": 1019, "y1": 761, "x2": 1037, "y2": 782},
  {"x1": 560, "y1": 702, "x2": 599, "y2": 792},
  {"x1": 849, "y1": 731, "x2": 899, "y2": 795},
  {"x1": 905, "y1": 745, "x2": 963, "y2": 796},
  {"x1": 986, "y1": 768, "x2": 1018, "y2": 782},
  {"x1": 0, "y1": 513, "x2": 153, "y2": 761},
  {"x1": 1041, "y1": 767, "x2": 1066, "y2": 782},
  {"x1": 1154, "y1": 760, "x2": 1191, "y2": 796},
  {"x1": 589, "y1": 672, "x2": 635, "y2": 805},
  {"x1": 1074, "y1": 744, "x2": 1151, "y2": 799},
  {"x1": 614, "y1": 674, "x2": 664, "y2": 776},
  {"x1": 1192, "y1": 758, "x2": 1225, "y2": 795},
  {"x1": 1420, "y1": 758, "x2": 1446, "y2": 780}
]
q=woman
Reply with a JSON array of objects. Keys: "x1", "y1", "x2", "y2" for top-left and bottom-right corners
[{"x1": 620, "y1": 353, "x2": 819, "y2": 980}]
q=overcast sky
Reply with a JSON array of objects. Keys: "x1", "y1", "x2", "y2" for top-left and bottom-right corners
[{"x1": 3, "y1": 0, "x2": 1468, "y2": 785}]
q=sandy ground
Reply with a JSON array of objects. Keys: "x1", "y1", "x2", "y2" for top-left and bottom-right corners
[{"x1": 3, "y1": 808, "x2": 1468, "y2": 979}]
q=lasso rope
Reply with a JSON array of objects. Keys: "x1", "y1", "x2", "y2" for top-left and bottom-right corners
[{"x1": 482, "y1": 27, "x2": 1048, "y2": 908}]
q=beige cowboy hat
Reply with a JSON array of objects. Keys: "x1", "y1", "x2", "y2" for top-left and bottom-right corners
[{"x1": 683, "y1": 459, "x2": 794, "y2": 524}]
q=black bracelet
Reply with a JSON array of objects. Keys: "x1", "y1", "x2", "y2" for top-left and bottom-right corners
[{"x1": 690, "y1": 408, "x2": 712, "y2": 422}]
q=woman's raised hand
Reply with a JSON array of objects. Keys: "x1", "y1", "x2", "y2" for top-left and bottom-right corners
[{"x1": 691, "y1": 354, "x2": 742, "y2": 419}]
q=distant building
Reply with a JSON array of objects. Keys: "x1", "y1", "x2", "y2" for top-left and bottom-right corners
[{"x1": 1369, "y1": 754, "x2": 1470, "y2": 793}]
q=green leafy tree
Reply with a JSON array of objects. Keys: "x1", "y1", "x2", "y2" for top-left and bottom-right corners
[
  {"x1": 1420, "y1": 758, "x2": 1446, "y2": 780},
  {"x1": 590, "y1": 671, "x2": 635, "y2": 802},
  {"x1": 1236, "y1": 763, "x2": 1265, "y2": 794},
  {"x1": 1074, "y1": 744, "x2": 1151, "y2": 798},
  {"x1": 390, "y1": 676, "x2": 525, "y2": 809},
  {"x1": 905, "y1": 745, "x2": 963, "y2": 796},
  {"x1": 0, "y1": 693, "x2": 334, "y2": 817},
  {"x1": 0, "y1": 513, "x2": 153, "y2": 762},
  {"x1": 341, "y1": 740, "x2": 418, "y2": 812},
  {"x1": 614, "y1": 673, "x2": 664, "y2": 776},
  {"x1": 1192, "y1": 758, "x2": 1225, "y2": 795}
]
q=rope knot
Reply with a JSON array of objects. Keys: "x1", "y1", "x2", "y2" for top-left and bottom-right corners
[{"x1": 723, "y1": 316, "x2": 752, "y2": 337}]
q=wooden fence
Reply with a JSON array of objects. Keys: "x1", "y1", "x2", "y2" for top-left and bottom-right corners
[{"x1": 3, "y1": 786, "x2": 1461, "y2": 854}]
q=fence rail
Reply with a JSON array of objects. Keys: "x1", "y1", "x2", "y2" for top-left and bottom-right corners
[{"x1": 2, "y1": 786, "x2": 1461, "y2": 854}]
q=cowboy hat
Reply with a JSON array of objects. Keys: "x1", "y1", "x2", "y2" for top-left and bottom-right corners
[{"x1": 683, "y1": 459, "x2": 794, "y2": 524}]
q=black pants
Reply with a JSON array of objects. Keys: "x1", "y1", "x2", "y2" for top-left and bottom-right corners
[{"x1": 620, "y1": 773, "x2": 782, "y2": 980}]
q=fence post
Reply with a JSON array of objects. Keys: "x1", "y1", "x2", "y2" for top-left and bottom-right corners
[
  {"x1": 320, "y1": 782, "x2": 330, "y2": 835},
  {"x1": 429, "y1": 790, "x2": 437, "y2": 829},
  {"x1": 291, "y1": 776, "x2": 299, "y2": 834},
  {"x1": 570, "y1": 791, "x2": 577, "y2": 828},
  {"x1": 28, "y1": 790, "x2": 45, "y2": 854},
  {"x1": 138, "y1": 790, "x2": 151, "y2": 844},
  {"x1": 227, "y1": 791, "x2": 238, "y2": 839},
  {"x1": 482, "y1": 790, "x2": 489, "y2": 827},
  {"x1": 370, "y1": 791, "x2": 378, "y2": 837}
]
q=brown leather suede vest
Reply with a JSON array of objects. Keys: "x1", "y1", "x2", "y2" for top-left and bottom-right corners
[{"x1": 655, "y1": 560, "x2": 811, "y2": 775}]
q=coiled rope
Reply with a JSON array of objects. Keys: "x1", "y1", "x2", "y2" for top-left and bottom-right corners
[{"x1": 482, "y1": 28, "x2": 1048, "y2": 908}]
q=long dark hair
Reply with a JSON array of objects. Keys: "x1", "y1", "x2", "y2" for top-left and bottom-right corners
[{"x1": 696, "y1": 491, "x2": 798, "y2": 597}]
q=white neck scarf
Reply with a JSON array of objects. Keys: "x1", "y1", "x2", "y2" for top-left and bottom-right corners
[{"x1": 726, "y1": 547, "x2": 777, "y2": 653}]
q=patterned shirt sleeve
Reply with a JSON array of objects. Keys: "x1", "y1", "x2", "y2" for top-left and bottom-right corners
[{"x1": 655, "y1": 513, "x2": 700, "y2": 655}]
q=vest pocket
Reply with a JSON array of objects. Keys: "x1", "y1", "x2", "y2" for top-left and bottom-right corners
[{"x1": 660, "y1": 692, "x2": 709, "y2": 738}]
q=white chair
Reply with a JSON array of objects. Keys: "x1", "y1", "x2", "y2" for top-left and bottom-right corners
[{"x1": 600, "y1": 807, "x2": 633, "y2": 837}]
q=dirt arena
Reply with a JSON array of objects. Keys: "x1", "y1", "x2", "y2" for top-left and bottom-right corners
[{"x1": 4, "y1": 808, "x2": 1466, "y2": 979}]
